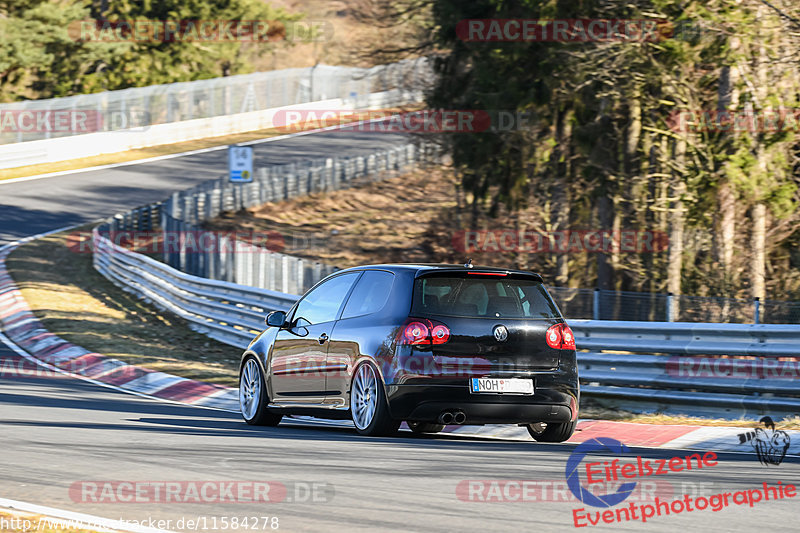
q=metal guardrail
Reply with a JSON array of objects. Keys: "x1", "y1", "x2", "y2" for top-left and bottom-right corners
[
  {"x1": 570, "y1": 320, "x2": 800, "y2": 357},
  {"x1": 549, "y1": 286, "x2": 800, "y2": 324},
  {"x1": 92, "y1": 223, "x2": 800, "y2": 417},
  {"x1": 570, "y1": 319, "x2": 800, "y2": 416},
  {"x1": 93, "y1": 227, "x2": 298, "y2": 348},
  {"x1": 103, "y1": 141, "x2": 438, "y2": 294}
]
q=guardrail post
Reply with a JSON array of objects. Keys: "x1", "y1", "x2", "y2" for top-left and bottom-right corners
[
  {"x1": 256, "y1": 249, "x2": 266, "y2": 289},
  {"x1": 297, "y1": 258, "x2": 306, "y2": 294},
  {"x1": 244, "y1": 242, "x2": 254, "y2": 286},
  {"x1": 754, "y1": 297, "x2": 760, "y2": 324},
  {"x1": 268, "y1": 254, "x2": 276, "y2": 291},
  {"x1": 282, "y1": 255, "x2": 290, "y2": 294},
  {"x1": 593, "y1": 288, "x2": 600, "y2": 320},
  {"x1": 666, "y1": 292, "x2": 674, "y2": 322}
]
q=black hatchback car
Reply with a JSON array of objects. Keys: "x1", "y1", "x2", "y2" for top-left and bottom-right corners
[{"x1": 239, "y1": 264, "x2": 579, "y2": 441}]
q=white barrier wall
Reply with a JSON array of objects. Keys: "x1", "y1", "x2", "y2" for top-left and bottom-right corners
[
  {"x1": 0, "y1": 57, "x2": 432, "y2": 169},
  {"x1": 0, "y1": 98, "x2": 348, "y2": 169},
  {"x1": 0, "y1": 91, "x2": 418, "y2": 169}
]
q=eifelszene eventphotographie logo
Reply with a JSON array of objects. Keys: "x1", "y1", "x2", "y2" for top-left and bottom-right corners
[
  {"x1": 565, "y1": 437, "x2": 719, "y2": 508},
  {"x1": 738, "y1": 416, "x2": 791, "y2": 466},
  {"x1": 565, "y1": 437, "x2": 638, "y2": 507}
]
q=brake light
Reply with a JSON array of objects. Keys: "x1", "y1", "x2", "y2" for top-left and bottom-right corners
[
  {"x1": 431, "y1": 324, "x2": 450, "y2": 344},
  {"x1": 467, "y1": 272, "x2": 508, "y2": 276},
  {"x1": 562, "y1": 325, "x2": 576, "y2": 349},
  {"x1": 545, "y1": 323, "x2": 576, "y2": 350},
  {"x1": 399, "y1": 318, "x2": 450, "y2": 345},
  {"x1": 403, "y1": 321, "x2": 430, "y2": 345}
]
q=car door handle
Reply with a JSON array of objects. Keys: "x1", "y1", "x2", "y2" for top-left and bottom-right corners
[{"x1": 318, "y1": 333, "x2": 329, "y2": 345}]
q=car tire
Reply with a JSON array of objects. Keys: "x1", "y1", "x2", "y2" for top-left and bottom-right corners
[
  {"x1": 407, "y1": 421, "x2": 445, "y2": 434},
  {"x1": 350, "y1": 362, "x2": 400, "y2": 437},
  {"x1": 240, "y1": 356, "x2": 282, "y2": 426},
  {"x1": 526, "y1": 420, "x2": 577, "y2": 442}
]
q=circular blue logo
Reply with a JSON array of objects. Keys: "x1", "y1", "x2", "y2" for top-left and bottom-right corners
[{"x1": 565, "y1": 437, "x2": 637, "y2": 507}]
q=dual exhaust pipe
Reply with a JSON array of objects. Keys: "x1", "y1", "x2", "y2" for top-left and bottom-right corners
[{"x1": 438, "y1": 410, "x2": 466, "y2": 425}]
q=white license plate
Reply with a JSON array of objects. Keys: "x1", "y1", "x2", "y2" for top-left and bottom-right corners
[{"x1": 470, "y1": 378, "x2": 534, "y2": 395}]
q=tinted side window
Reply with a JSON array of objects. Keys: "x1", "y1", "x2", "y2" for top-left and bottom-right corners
[
  {"x1": 292, "y1": 273, "x2": 359, "y2": 325},
  {"x1": 341, "y1": 271, "x2": 395, "y2": 319}
]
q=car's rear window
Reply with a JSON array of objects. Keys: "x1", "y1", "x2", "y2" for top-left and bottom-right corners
[{"x1": 411, "y1": 274, "x2": 561, "y2": 319}]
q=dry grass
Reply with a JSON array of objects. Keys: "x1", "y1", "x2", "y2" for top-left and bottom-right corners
[
  {"x1": 259, "y1": 0, "x2": 421, "y2": 70},
  {"x1": 5, "y1": 226, "x2": 240, "y2": 386},
  {"x1": 205, "y1": 164, "x2": 566, "y2": 272},
  {"x1": 208, "y1": 166, "x2": 462, "y2": 267},
  {"x1": 0, "y1": 129, "x2": 284, "y2": 182}
]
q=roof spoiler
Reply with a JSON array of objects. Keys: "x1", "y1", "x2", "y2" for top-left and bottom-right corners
[{"x1": 415, "y1": 269, "x2": 544, "y2": 283}]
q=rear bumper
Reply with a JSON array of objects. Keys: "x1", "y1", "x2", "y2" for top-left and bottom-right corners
[{"x1": 385, "y1": 376, "x2": 579, "y2": 425}]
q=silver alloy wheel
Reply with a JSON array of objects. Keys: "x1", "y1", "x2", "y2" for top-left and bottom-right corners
[
  {"x1": 351, "y1": 364, "x2": 378, "y2": 430},
  {"x1": 240, "y1": 359, "x2": 262, "y2": 421}
]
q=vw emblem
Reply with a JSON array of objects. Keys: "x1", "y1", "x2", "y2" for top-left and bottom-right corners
[{"x1": 493, "y1": 325, "x2": 508, "y2": 342}]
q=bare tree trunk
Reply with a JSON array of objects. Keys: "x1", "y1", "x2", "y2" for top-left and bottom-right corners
[
  {"x1": 667, "y1": 137, "x2": 687, "y2": 319},
  {"x1": 550, "y1": 108, "x2": 572, "y2": 285},
  {"x1": 750, "y1": 5, "x2": 768, "y2": 302},
  {"x1": 751, "y1": 202, "x2": 767, "y2": 301},
  {"x1": 596, "y1": 194, "x2": 614, "y2": 290},
  {"x1": 620, "y1": 89, "x2": 641, "y2": 290},
  {"x1": 626, "y1": 89, "x2": 642, "y2": 172},
  {"x1": 718, "y1": 182, "x2": 736, "y2": 285},
  {"x1": 640, "y1": 130, "x2": 655, "y2": 294},
  {"x1": 716, "y1": 64, "x2": 738, "y2": 296}
]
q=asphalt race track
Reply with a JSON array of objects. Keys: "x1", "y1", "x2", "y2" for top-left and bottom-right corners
[
  {"x1": 0, "y1": 130, "x2": 409, "y2": 245},
  {"x1": 2, "y1": 343, "x2": 798, "y2": 532},
  {"x1": 1, "y1": 131, "x2": 799, "y2": 532}
]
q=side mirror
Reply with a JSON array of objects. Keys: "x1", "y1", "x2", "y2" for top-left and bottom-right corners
[{"x1": 265, "y1": 310, "x2": 287, "y2": 328}]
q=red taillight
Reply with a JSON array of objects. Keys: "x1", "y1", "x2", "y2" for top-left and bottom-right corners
[
  {"x1": 546, "y1": 323, "x2": 576, "y2": 350},
  {"x1": 403, "y1": 321, "x2": 430, "y2": 345},
  {"x1": 545, "y1": 325, "x2": 562, "y2": 349},
  {"x1": 399, "y1": 319, "x2": 450, "y2": 345},
  {"x1": 562, "y1": 325, "x2": 576, "y2": 350},
  {"x1": 467, "y1": 271, "x2": 508, "y2": 276},
  {"x1": 431, "y1": 324, "x2": 450, "y2": 344}
]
